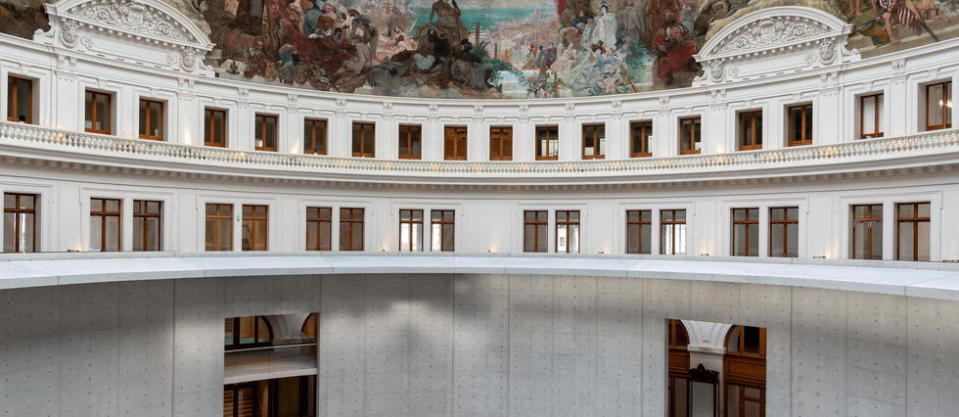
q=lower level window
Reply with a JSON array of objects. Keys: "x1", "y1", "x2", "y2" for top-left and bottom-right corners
[
  {"x1": 224, "y1": 376, "x2": 316, "y2": 417},
  {"x1": 768, "y1": 207, "x2": 798, "y2": 258},
  {"x1": 339, "y1": 208, "x2": 364, "y2": 251},
  {"x1": 133, "y1": 200, "x2": 162, "y2": 251},
  {"x1": 431, "y1": 210, "x2": 454, "y2": 252},
  {"x1": 731, "y1": 208, "x2": 759, "y2": 257},
  {"x1": 626, "y1": 209, "x2": 651, "y2": 254},
  {"x1": 90, "y1": 198, "x2": 121, "y2": 252},
  {"x1": 3, "y1": 193, "x2": 37, "y2": 253},
  {"x1": 555, "y1": 210, "x2": 580, "y2": 253},
  {"x1": 206, "y1": 203, "x2": 233, "y2": 251},
  {"x1": 399, "y1": 209, "x2": 424, "y2": 251},
  {"x1": 523, "y1": 210, "x2": 548, "y2": 252},
  {"x1": 851, "y1": 204, "x2": 882, "y2": 260},
  {"x1": 896, "y1": 202, "x2": 930, "y2": 261},
  {"x1": 660, "y1": 209, "x2": 686, "y2": 255},
  {"x1": 242, "y1": 205, "x2": 268, "y2": 251},
  {"x1": 306, "y1": 207, "x2": 332, "y2": 251}
]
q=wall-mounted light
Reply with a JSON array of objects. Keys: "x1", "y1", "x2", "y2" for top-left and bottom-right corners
[
  {"x1": 812, "y1": 255, "x2": 827, "y2": 259},
  {"x1": 699, "y1": 252, "x2": 710, "y2": 256}
]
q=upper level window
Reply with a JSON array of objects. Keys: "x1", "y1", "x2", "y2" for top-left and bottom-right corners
[
  {"x1": 630, "y1": 121, "x2": 652, "y2": 157},
  {"x1": 241, "y1": 205, "x2": 268, "y2": 251},
  {"x1": 896, "y1": 202, "x2": 930, "y2": 261},
  {"x1": 769, "y1": 207, "x2": 798, "y2": 258},
  {"x1": 306, "y1": 207, "x2": 332, "y2": 251},
  {"x1": 489, "y1": 126, "x2": 513, "y2": 161},
  {"x1": 254, "y1": 114, "x2": 278, "y2": 152},
  {"x1": 84, "y1": 90, "x2": 112, "y2": 134},
  {"x1": 726, "y1": 325, "x2": 765, "y2": 356},
  {"x1": 138, "y1": 99, "x2": 164, "y2": 141},
  {"x1": 660, "y1": 209, "x2": 686, "y2": 255},
  {"x1": 3, "y1": 193, "x2": 37, "y2": 253},
  {"x1": 731, "y1": 208, "x2": 759, "y2": 257},
  {"x1": 133, "y1": 200, "x2": 162, "y2": 252},
  {"x1": 444, "y1": 126, "x2": 468, "y2": 160},
  {"x1": 626, "y1": 209, "x2": 651, "y2": 254},
  {"x1": 555, "y1": 210, "x2": 580, "y2": 253},
  {"x1": 398, "y1": 124, "x2": 422, "y2": 160},
  {"x1": 352, "y1": 122, "x2": 375, "y2": 158},
  {"x1": 859, "y1": 93, "x2": 883, "y2": 139},
  {"x1": 225, "y1": 316, "x2": 272, "y2": 350},
  {"x1": 90, "y1": 198, "x2": 121, "y2": 252},
  {"x1": 738, "y1": 111, "x2": 762, "y2": 151},
  {"x1": 304, "y1": 118, "x2": 327, "y2": 155},
  {"x1": 399, "y1": 209, "x2": 424, "y2": 251},
  {"x1": 925, "y1": 81, "x2": 952, "y2": 131},
  {"x1": 523, "y1": 210, "x2": 548, "y2": 253},
  {"x1": 786, "y1": 104, "x2": 813, "y2": 146},
  {"x1": 851, "y1": 204, "x2": 882, "y2": 260},
  {"x1": 7, "y1": 76, "x2": 34, "y2": 124},
  {"x1": 536, "y1": 125, "x2": 559, "y2": 160},
  {"x1": 205, "y1": 203, "x2": 233, "y2": 252},
  {"x1": 204, "y1": 108, "x2": 227, "y2": 147},
  {"x1": 431, "y1": 210, "x2": 454, "y2": 252},
  {"x1": 679, "y1": 117, "x2": 701, "y2": 155},
  {"x1": 581, "y1": 124, "x2": 605, "y2": 159},
  {"x1": 339, "y1": 208, "x2": 364, "y2": 251}
]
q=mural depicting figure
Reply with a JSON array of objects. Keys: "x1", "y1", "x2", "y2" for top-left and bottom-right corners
[{"x1": 1, "y1": 0, "x2": 957, "y2": 98}]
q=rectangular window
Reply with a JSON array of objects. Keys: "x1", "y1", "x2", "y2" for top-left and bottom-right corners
[
  {"x1": 536, "y1": 125, "x2": 559, "y2": 160},
  {"x1": 204, "y1": 108, "x2": 227, "y2": 147},
  {"x1": 304, "y1": 119, "x2": 327, "y2": 155},
  {"x1": 769, "y1": 207, "x2": 798, "y2": 258},
  {"x1": 489, "y1": 126, "x2": 513, "y2": 161},
  {"x1": 581, "y1": 124, "x2": 605, "y2": 159},
  {"x1": 660, "y1": 209, "x2": 687, "y2": 255},
  {"x1": 306, "y1": 207, "x2": 332, "y2": 251},
  {"x1": 241, "y1": 205, "x2": 268, "y2": 251},
  {"x1": 679, "y1": 117, "x2": 701, "y2": 155},
  {"x1": 84, "y1": 90, "x2": 112, "y2": 134},
  {"x1": 138, "y1": 99, "x2": 164, "y2": 140},
  {"x1": 626, "y1": 209, "x2": 651, "y2": 254},
  {"x1": 630, "y1": 121, "x2": 652, "y2": 157},
  {"x1": 896, "y1": 202, "x2": 930, "y2": 261},
  {"x1": 3, "y1": 193, "x2": 38, "y2": 253},
  {"x1": 399, "y1": 209, "x2": 424, "y2": 251},
  {"x1": 925, "y1": 81, "x2": 952, "y2": 131},
  {"x1": 555, "y1": 210, "x2": 580, "y2": 253},
  {"x1": 859, "y1": 93, "x2": 883, "y2": 139},
  {"x1": 738, "y1": 111, "x2": 763, "y2": 150},
  {"x1": 352, "y1": 122, "x2": 375, "y2": 157},
  {"x1": 523, "y1": 210, "x2": 548, "y2": 253},
  {"x1": 90, "y1": 198, "x2": 121, "y2": 252},
  {"x1": 444, "y1": 126, "x2": 468, "y2": 160},
  {"x1": 205, "y1": 203, "x2": 233, "y2": 252},
  {"x1": 851, "y1": 204, "x2": 883, "y2": 260},
  {"x1": 133, "y1": 200, "x2": 162, "y2": 252},
  {"x1": 398, "y1": 124, "x2": 422, "y2": 159},
  {"x1": 431, "y1": 210, "x2": 455, "y2": 252},
  {"x1": 254, "y1": 114, "x2": 278, "y2": 151},
  {"x1": 731, "y1": 208, "x2": 759, "y2": 256},
  {"x1": 339, "y1": 208, "x2": 364, "y2": 251},
  {"x1": 7, "y1": 76, "x2": 33, "y2": 124},
  {"x1": 787, "y1": 104, "x2": 813, "y2": 146}
]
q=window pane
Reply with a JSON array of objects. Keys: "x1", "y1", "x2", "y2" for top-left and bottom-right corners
[
  {"x1": 641, "y1": 224, "x2": 651, "y2": 254},
  {"x1": 786, "y1": 223, "x2": 798, "y2": 257},
  {"x1": 536, "y1": 224, "x2": 547, "y2": 252},
  {"x1": 626, "y1": 224, "x2": 639, "y2": 254},
  {"x1": 105, "y1": 216, "x2": 120, "y2": 251},
  {"x1": 918, "y1": 221, "x2": 930, "y2": 261},
  {"x1": 928, "y1": 84, "x2": 944, "y2": 127},
  {"x1": 770, "y1": 224, "x2": 783, "y2": 257},
  {"x1": 862, "y1": 96, "x2": 876, "y2": 133},
  {"x1": 3, "y1": 213, "x2": 14, "y2": 252},
  {"x1": 569, "y1": 225, "x2": 579, "y2": 253}
]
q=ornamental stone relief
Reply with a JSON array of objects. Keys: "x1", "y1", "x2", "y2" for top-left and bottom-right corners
[
  {"x1": 715, "y1": 17, "x2": 832, "y2": 54},
  {"x1": 68, "y1": 0, "x2": 191, "y2": 43}
]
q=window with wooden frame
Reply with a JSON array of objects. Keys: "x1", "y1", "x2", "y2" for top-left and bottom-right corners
[
  {"x1": 731, "y1": 208, "x2": 759, "y2": 257},
  {"x1": 535, "y1": 125, "x2": 559, "y2": 160},
  {"x1": 132, "y1": 200, "x2": 162, "y2": 252},
  {"x1": 306, "y1": 207, "x2": 332, "y2": 251},
  {"x1": 626, "y1": 209, "x2": 651, "y2": 254},
  {"x1": 444, "y1": 125, "x2": 468, "y2": 160},
  {"x1": 768, "y1": 207, "x2": 798, "y2": 258},
  {"x1": 138, "y1": 98, "x2": 165, "y2": 140},
  {"x1": 223, "y1": 383, "x2": 257, "y2": 417},
  {"x1": 523, "y1": 210, "x2": 548, "y2": 253},
  {"x1": 660, "y1": 209, "x2": 686, "y2": 255},
  {"x1": 737, "y1": 110, "x2": 763, "y2": 151},
  {"x1": 858, "y1": 93, "x2": 883, "y2": 139},
  {"x1": 241, "y1": 205, "x2": 268, "y2": 251},
  {"x1": 896, "y1": 202, "x2": 930, "y2": 261},
  {"x1": 224, "y1": 316, "x2": 273, "y2": 350},
  {"x1": 666, "y1": 319, "x2": 690, "y2": 417},
  {"x1": 678, "y1": 117, "x2": 701, "y2": 155},
  {"x1": 398, "y1": 124, "x2": 422, "y2": 159},
  {"x1": 7, "y1": 76, "x2": 34, "y2": 124},
  {"x1": 90, "y1": 198, "x2": 121, "y2": 252},
  {"x1": 205, "y1": 203, "x2": 233, "y2": 252},
  {"x1": 254, "y1": 114, "x2": 278, "y2": 151},
  {"x1": 339, "y1": 207, "x2": 364, "y2": 251},
  {"x1": 84, "y1": 90, "x2": 112, "y2": 134},
  {"x1": 223, "y1": 376, "x2": 316, "y2": 417},
  {"x1": 431, "y1": 209, "x2": 454, "y2": 252},
  {"x1": 489, "y1": 126, "x2": 513, "y2": 161},
  {"x1": 3, "y1": 193, "x2": 38, "y2": 253},
  {"x1": 786, "y1": 103, "x2": 813, "y2": 146},
  {"x1": 925, "y1": 81, "x2": 952, "y2": 131},
  {"x1": 204, "y1": 108, "x2": 227, "y2": 147},
  {"x1": 399, "y1": 209, "x2": 424, "y2": 251},
  {"x1": 555, "y1": 210, "x2": 580, "y2": 253},
  {"x1": 304, "y1": 118, "x2": 328, "y2": 155},
  {"x1": 351, "y1": 122, "x2": 375, "y2": 157},
  {"x1": 630, "y1": 121, "x2": 652, "y2": 157},
  {"x1": 724, "y1": 325, "x2": 767, "y2": 417},
  {"x1": 851, "y1": 204, "x2": 882, "y2": 260},
  {"x1": 581, "y1": 124, "x2": 605, "y2": 159}
]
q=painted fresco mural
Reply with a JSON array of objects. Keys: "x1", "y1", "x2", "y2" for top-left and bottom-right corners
[{"x1": 2, "y1": 0, "x2": 958, "y2": 98}]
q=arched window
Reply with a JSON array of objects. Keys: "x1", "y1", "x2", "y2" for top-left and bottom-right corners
[
  {"x1": 667, "y1": 319, "x2": 691, "y2": 417},
  {"x1": 724, "y1": 325, "x2": 766, "y2": 417},
  {"x1": 301, "y1": 313, "x2": 318, "y2": 341},
  {"x1": 225, "y1": 316, "x2": 273, "y2": 350}
]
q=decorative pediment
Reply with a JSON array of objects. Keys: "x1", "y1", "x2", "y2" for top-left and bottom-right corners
[
  {"x1": 694, "y1": 7, "x2": 858, "y2": 86},
  {"x1": 34, "y1": 0, "x2": 214, "y2": 76}
]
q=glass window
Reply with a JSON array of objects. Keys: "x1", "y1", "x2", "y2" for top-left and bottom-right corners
[
  {"x1": 787, "y1": 104, "x2": 813, "y2": 146},
  {"x1": 630, "y1": 121, "x2": 652, "y2": 157},
  {"x1": 431, "y1": 210, "x2": 454, "y2": 252},
  {"x1": 224, "y1": 316, "x2": 272, "y2": 349},
  {"x1": 138, "y1": 99, "x2": 164, "y2": 140},
  {"x1": 489, "y1": 126, "x2": 513, "y2": 161},
  {"x1": 339, "y1": 208, "x2": 364, "y2": 251},
  {"x1": 241, "y1": 205, "x2": 268, "y2": 251},
  {"x1": 523, "y1": 210, "x2": 548, "y2": 252},
  {"x1": 679, "y1": 117, "x2": 701, "y2": 155},
  {"x1": 3, "y1": 193, "x2": 38, "y2": 253},
  {"x1": 399, "y1": 209, "x2": 424, "y2": 251},
  {"x1": 859, "y1": 93, "x2": 883, "y2": 139},
  {"x1": 304, "y1": 119, "x2": 327, "y2": 155},
  {"x1": 925, "y1": 81, "x2": 952, "y2": 131},
  {"x1": 738, "y1": 111, "x2": 763, "y2": 150},
  {"x1": 254, "y1": 114, "x2": 278, "y2": 151},
  {"x1": 204, "y1": 108, "x2": 227, "y2": 147},
  {"x1": 555, "y1": 210, "x2": 580, "y2": 253},
  {"x1": 731, "y1": 208, "x2": 759, "y2": 256},
  {"x1": 896, "y1": 202, "x2": 930, "y2": 261},
  {"x1": 660, "y1": 209, "x2": 687, "y2": 255},
  {"x1": 352, "y1": 122, "x2": 375, "y2": 157},
  {"x1": 444, "y1": 126, "x2": 468, "y2": 160},
  {"x1": 306, "y1": 207, "x2": 332, "y2": 251},
  {"x1": 851, "y1": 204, "x2": 883, "y2": 260},
  {"x1": 398, "y1": 124, "x2": 422, "y2": 159},
  {"x1": 90, "y1": 198, "x2": 121, "y2": 252},
  {"x1": 205, "y1": 203, "x2": 233, "y2": 251},
  {"x1": 133, "y1": 200, "x2": 162, "y2": 252},
  {"x1": 535, "y1": 125, "x2": 559, "y2": 160},
  {"x1": 769, "y1": 207, "x2": 798, "y2": 258},
  {"x1": 581, "y1": 124, "x2": 605, "y2": 159},
  {"x1": 626, "y1": 209, "x2": 652, "y2": 254},
  {"x1": 7, "y1": 76, "x2": 34, "y2": 124},
  {"x1": 84, "y1": 90, "x2": 112, "y2": 134}
]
